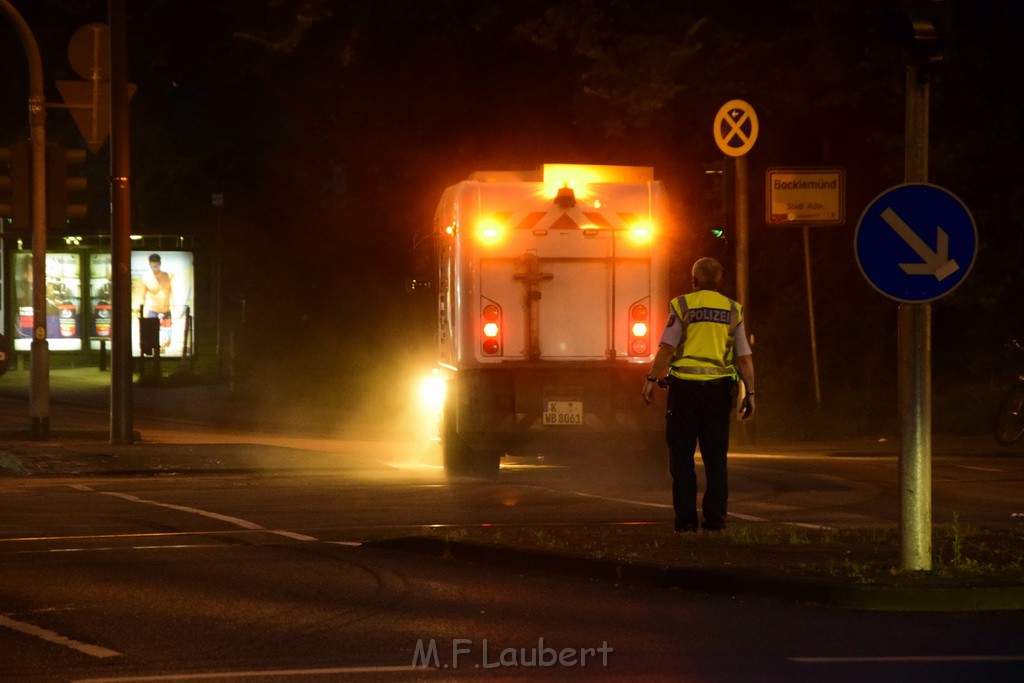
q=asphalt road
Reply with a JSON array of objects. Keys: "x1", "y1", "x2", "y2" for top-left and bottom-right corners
[
  {"x1": 1, "y1": 382, "x2": 1023, "y2": 680},
  {"x1": 2, "y1": 450, "x2": 1024, "y2": 680}
]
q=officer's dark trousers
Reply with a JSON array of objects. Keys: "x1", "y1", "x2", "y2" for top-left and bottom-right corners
[{"x1": 665, "y1": 377, "x2": 735, "y2": 530}]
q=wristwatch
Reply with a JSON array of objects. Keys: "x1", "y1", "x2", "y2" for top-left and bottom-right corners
[{"x1": 645, "y1": 374, "x2": 658, "y2": 382}]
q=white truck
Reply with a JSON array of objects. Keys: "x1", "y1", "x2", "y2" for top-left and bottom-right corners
[{"x1": 433, "y1": 163, "x2": 672, "y2": 477}]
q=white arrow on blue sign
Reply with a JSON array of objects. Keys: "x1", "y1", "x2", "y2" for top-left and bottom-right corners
[{"x1": 855, "y1": 183, "x2": 977, "y2": 303}]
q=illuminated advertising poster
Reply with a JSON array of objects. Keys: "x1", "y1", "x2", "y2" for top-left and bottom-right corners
[
  {"x1": 12, "y1": 252, "x2": 83, "y2": 351},
  {"x1": 130, "y1": 251, "x2": 194, "y2": 358},
  {"x1": 89, "y1": 254, "x2": 113, "y2": 342}
]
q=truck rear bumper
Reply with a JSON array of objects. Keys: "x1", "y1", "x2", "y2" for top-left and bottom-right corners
[{"x1": 448, "y1": 364, "x2": 663, "y2": 455}]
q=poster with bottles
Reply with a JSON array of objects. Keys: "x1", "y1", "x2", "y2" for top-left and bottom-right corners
[
  {"x1": 12, "y1": 252, "x2": 83, "y2": 351},
  {"x1": 130, "y1": 251, "x2": 194, "y2": 358},
  {"x1": 89, "y1": 254, "x2": 113, "y2": 339}
]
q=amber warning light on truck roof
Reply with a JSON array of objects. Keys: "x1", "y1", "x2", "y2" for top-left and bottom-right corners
[
  {"x1": 542, "y1": 164, "x2": 654, "y2": 184},
  {"x1": 541, "y1": 164, "x2": 654, "y2": 204},
  {"x1": 554, "y1": 186, "x2": 576, "y2": 209}
]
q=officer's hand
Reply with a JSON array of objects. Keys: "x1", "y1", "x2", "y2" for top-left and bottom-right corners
[
  {"x1": 739, "y1": 394, "x2": 755, "y2": 420},
  {"x1": 642, "y1": 381, "x2": 656, "y2": 405}
]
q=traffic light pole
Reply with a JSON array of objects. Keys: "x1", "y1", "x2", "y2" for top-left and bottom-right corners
[
  {"x1": 1, "y1": 0, "x2": 50, "y2": 439},
  {"x1": 109, "y1": 0, "x2": 134, "y2": 443},
  {"x1": 29, "y1": 95, "x2": 49, "y2": 440}
]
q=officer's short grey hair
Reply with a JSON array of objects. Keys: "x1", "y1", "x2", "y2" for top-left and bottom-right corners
[{"x1": 692, "y1": 257, "x2": 723, "y2": 290}]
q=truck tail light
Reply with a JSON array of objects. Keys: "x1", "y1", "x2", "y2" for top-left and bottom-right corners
[
  {"x1": 481, "y1": 303, "x2": 502, "y2": 355},
  {"x1": 629, "y1": 303, "x2": 650, "y2": 356}
]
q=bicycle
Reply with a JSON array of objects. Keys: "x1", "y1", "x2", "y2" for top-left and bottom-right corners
[{"x1": 993, "y1": 339, "x2": 1024, "y2": 446}]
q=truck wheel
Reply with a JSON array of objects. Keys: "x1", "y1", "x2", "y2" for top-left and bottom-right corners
[
  {"x1": 443, "y1": 444, "x2": 500, "y2": 480},
  {"x1": 469, "y1": 449, "x2": 501, "y2": 480},
  {"x1": 441, "y1": 399, "x2": 471, "y2": 477},
  {"x1": 441, "y1": 399, "x2": 500, "y2": 479},
  {"x1": 442, "y1": 441, "x2": 473, "y2": 478}
]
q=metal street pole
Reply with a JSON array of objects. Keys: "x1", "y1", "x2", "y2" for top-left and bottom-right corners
[
  {"x1": 899, "y1": 62, "x2": 932, "y2": 571},
  {"x1": 0, "y1": 0, "x2": 50, "y2": 439},
  {"x1": 213, "y1": 193, "x2": 224, "y2": 375},
  {"x1": 109, "y1": 0, "x2": 133, "y2": 442},
  {"x1": 802, "y1": 225, "x2": 822, "y2": 405},
  {"x1": 734, "y1": 154, "x2": 749, "y2": 309},
  {"x1": 733, "y1": 153, "x2": 753, "y2": 444}
]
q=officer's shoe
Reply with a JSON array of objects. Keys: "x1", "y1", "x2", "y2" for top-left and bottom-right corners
[{"x1": 701, "y1": 520, "x2": 726, "y2": 532}]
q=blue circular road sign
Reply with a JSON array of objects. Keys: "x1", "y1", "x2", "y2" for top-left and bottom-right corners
[{"x1": 855, "y1": 183, "x2": 977, "y2": 303}]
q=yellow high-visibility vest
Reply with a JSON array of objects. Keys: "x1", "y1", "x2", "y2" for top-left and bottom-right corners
[{"x1": 668, "y1": 290, "x2": 741, "y2": 381}]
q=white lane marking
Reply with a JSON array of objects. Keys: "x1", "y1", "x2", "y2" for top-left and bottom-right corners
[
  {"x1": 0, "y1": 615, "x2": 121, "y2": 659},
  {"x1": 571, "y1": 491, "x2": 671, "y2": 509},
  {"x1": 738, "y1": 514, "x2": 832, "y2": 530},
  {"x1": 270, "y1": 530, "x2": 319, "y2": 542},
  {"x1": 569, "y1": 491, "x2": 834, "y2": 530},
  {"x1": 1, "y1": 529, "x2": 314, "y2": 544},
  {"x1": 72, "y1": 665, "x2": 424, "y2": 681},
  {"x1": 96, "y1": 491, "x2": 263, "y2": 529},
  {"x1": 70, "y1": 486, "x2": 320, "y2": 542},
  {"x1": 727, "y1": 511, "x2": 763, "y2": 521},
  {"x1": 730, "y1": 511, "x2": 833, "y2": 530},
  {"x1": 14, "y1": 544, "x2": 227, "y2": 555},
  {"x1": 791, "y1": 655, "x2": 1024, "y2": 663},
  {"x1": 959, "y1": 465, "x2": 1005, "y2": 473}
]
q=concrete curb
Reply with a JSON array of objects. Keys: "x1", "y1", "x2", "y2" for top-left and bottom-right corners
[
  {"x1": 369, "y1": 536, "x2": 1024, "y2": 612},
  {"x1": 0, "y1": 429, "x2": 137, "y2": 442},
  {"x1": 0, "y1": 441, "x2": 386, "y2": 478}
]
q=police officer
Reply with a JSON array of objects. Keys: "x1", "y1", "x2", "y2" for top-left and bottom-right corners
[{"x1": 642, "y1": 257, "x2": 755, "y2": 532}]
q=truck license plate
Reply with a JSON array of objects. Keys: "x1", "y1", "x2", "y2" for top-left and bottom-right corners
[{"x1": 543, "y1": 401, "x2": 583, "y2": 426}]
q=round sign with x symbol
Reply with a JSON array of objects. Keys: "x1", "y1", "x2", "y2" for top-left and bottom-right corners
[{"x1": 713, "y1": 100, "x2": 758, "y2": 157}]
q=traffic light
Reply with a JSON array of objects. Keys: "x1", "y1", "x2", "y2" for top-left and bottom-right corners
[
  {"x1": 0, "y1": 140, "x2": 31, "y2": 230},
  {"x1": 884, "y1": 3, "x2": 946, "y2": 64},
  {"x1": 46, "y1": 142, "x2": 89, "y2": 231},
  {"x1": 703, "y1": 160, "x2": 733, "y2": 240},
  {"x1": 0, "y1": 141, "x2": 89, "y2": 233}
]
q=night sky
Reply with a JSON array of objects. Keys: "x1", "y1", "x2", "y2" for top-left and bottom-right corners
[{"x1": 1, "y1": 0, "x2": 1021, "y2": 437}]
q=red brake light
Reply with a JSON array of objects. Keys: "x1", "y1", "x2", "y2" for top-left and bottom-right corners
[
  {"x1": 481, "y1": 303, "x2": 502, "y2": 355},
  {"x1": 628, "y1": 302, "x2": 650, "y2": 357}
]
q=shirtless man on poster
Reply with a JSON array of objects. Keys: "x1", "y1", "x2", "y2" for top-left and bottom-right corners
[{"x1": 141, "y1": 253, "x2": 174, "y2": 348}]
